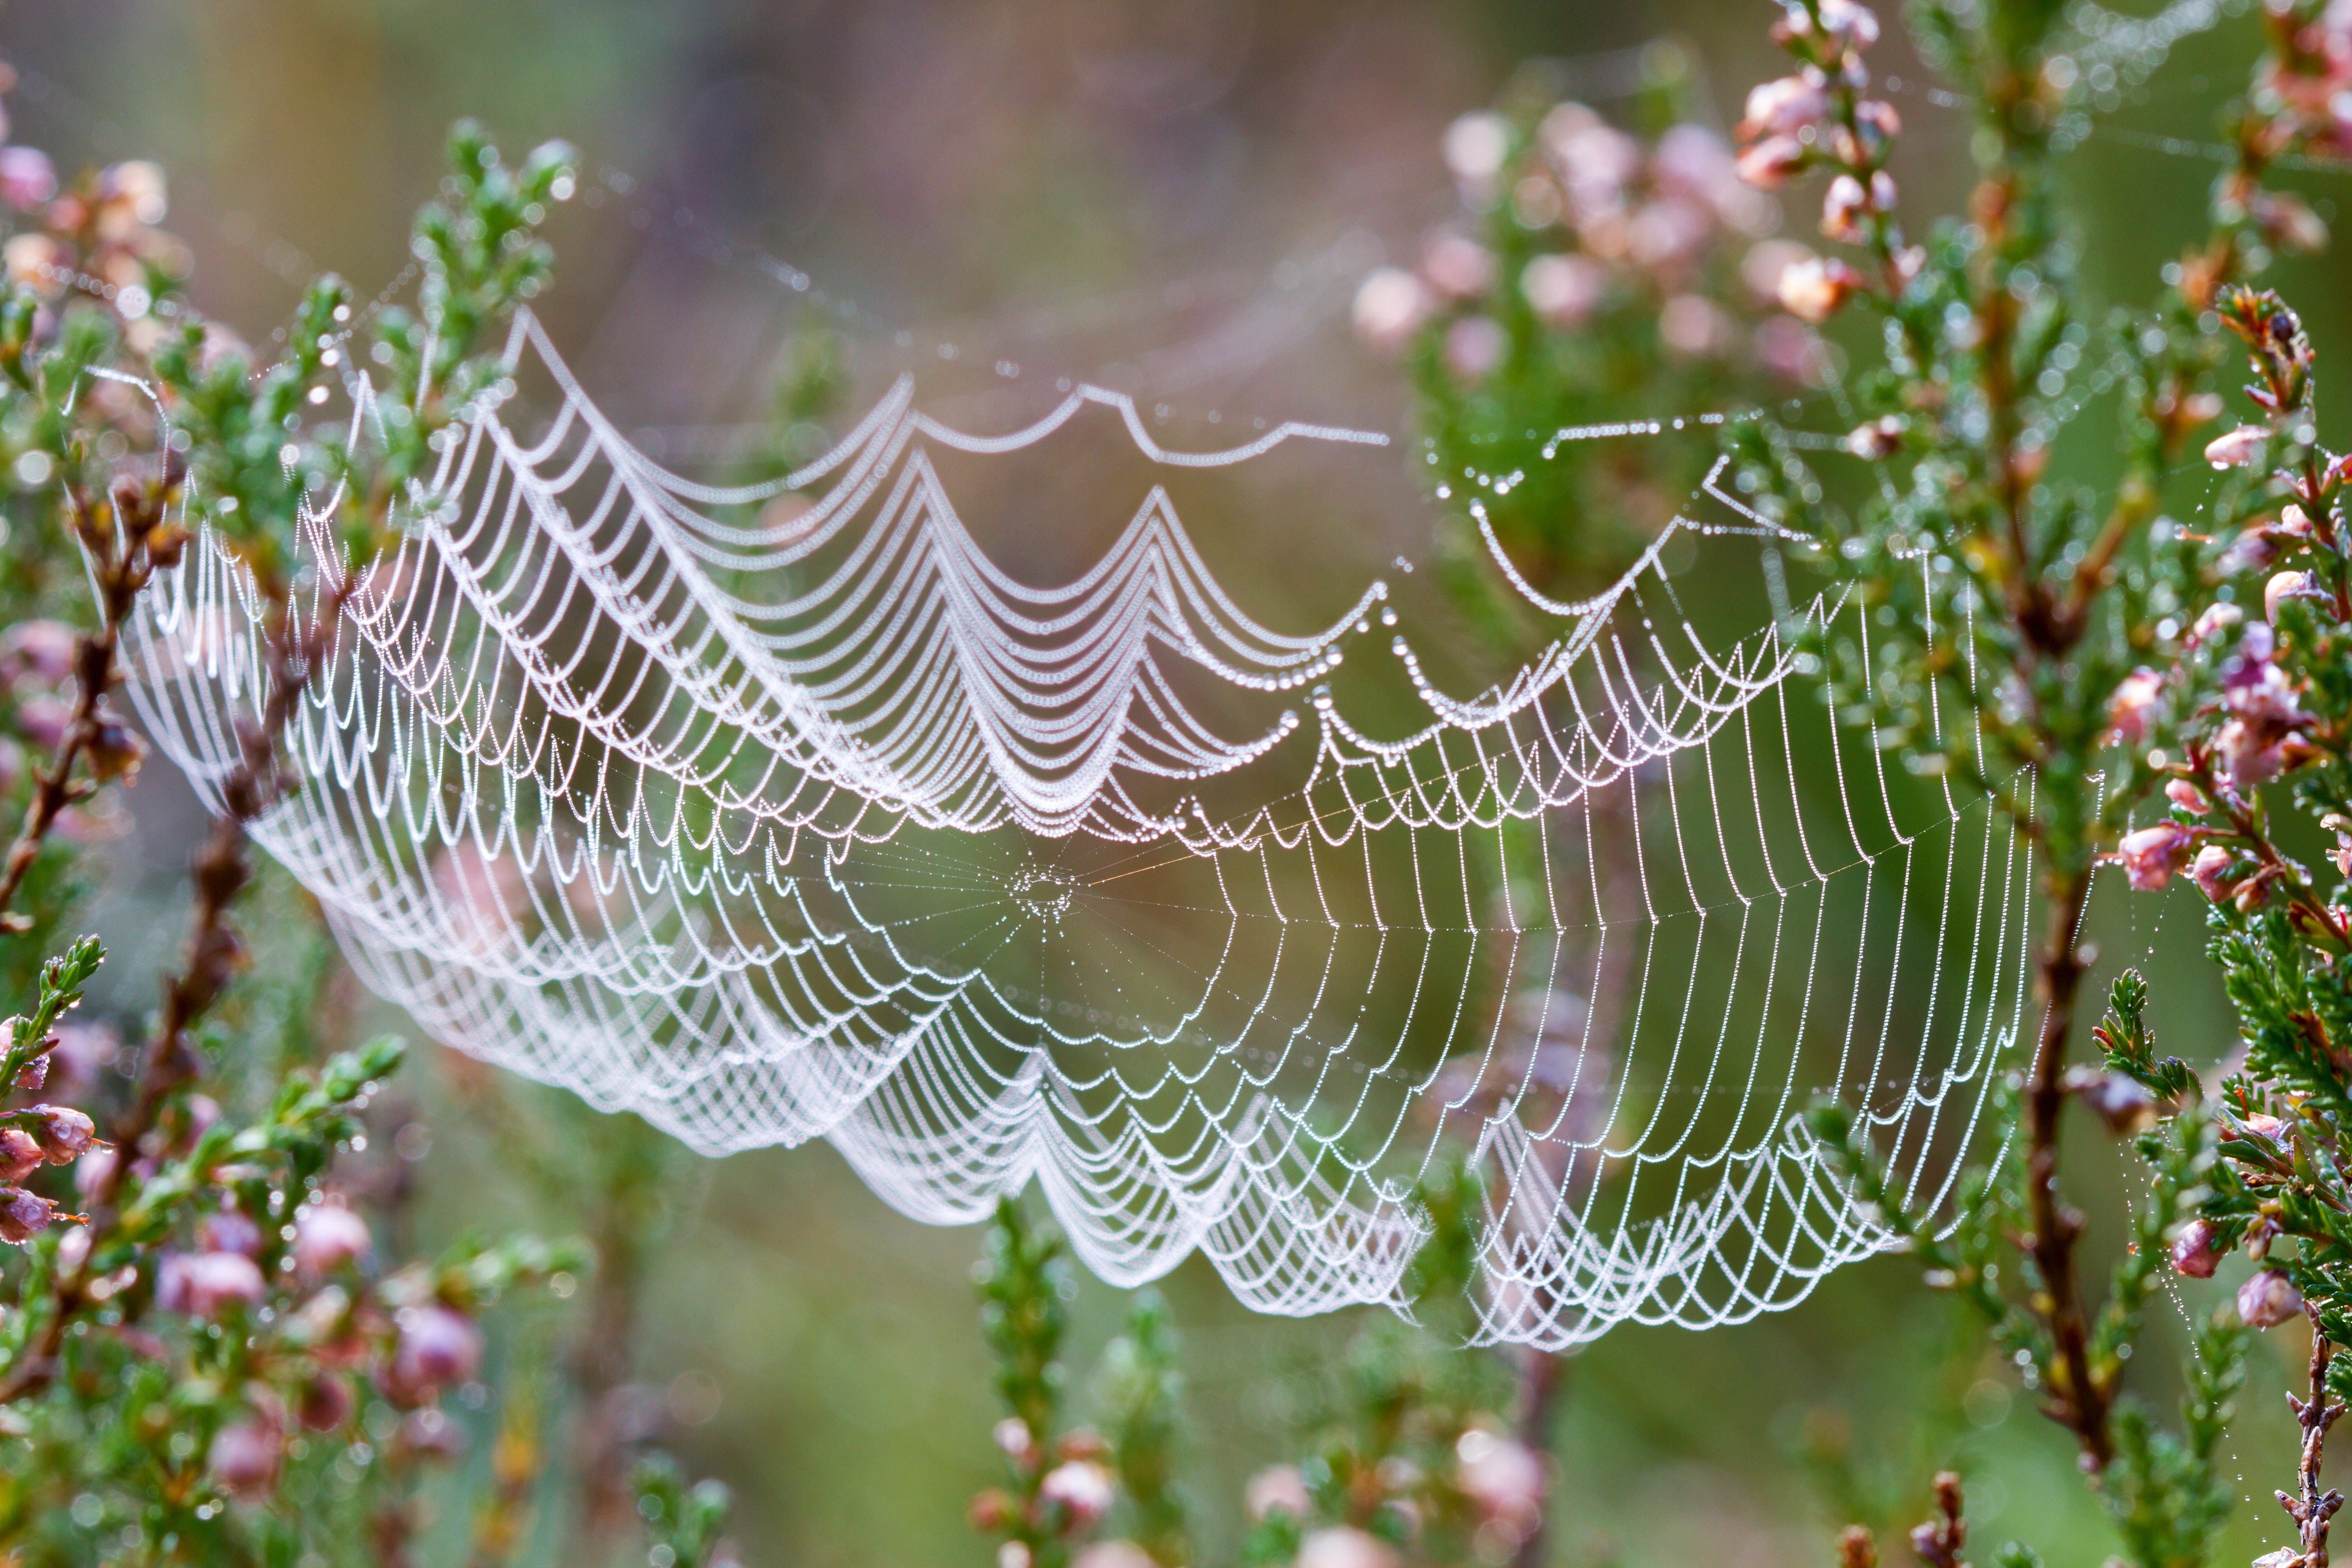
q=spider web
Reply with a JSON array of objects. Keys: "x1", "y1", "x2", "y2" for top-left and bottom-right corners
[{"x1": 119, "y1": 309, "x2": 2036, "y2": 1348}]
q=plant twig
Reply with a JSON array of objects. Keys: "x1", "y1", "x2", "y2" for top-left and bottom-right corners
[{"x1": 2278, "y1": 1305, "x2": 2346, "y2": 1568}]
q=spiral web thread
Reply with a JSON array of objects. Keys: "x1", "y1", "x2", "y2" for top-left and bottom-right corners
[{"x1": 118, "y1": 309, "x2": 2037, "y2": 1348}]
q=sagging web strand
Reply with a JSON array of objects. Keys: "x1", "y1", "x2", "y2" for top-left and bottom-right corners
[{"x1": 121, "y1": 311, "x2": 2036, "y2": 1348}]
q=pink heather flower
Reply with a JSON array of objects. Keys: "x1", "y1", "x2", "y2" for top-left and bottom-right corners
[
  {"x1": 0, "y1": 1187, "x2": 57, "y2": 1245},
  {"x1": 2191, "y1": 602, "x2": 2244, "y2": 641},
  {"x1": 1542, "y1": 109, "x2": 1641, "y2": 206},
  {"x1": 1855, "y1": 99, "x2": 1902, "y2": 143},
  {"x1": 13, "y1": 695, "x2": 69, "y2": 752},
  {"x1": 1246, "y1": 1463, "x2": 1313, "y2": 1521},
  {"x1": 2204, "y1": 426, "x2": 2267, "y2": 469},
  {"x1": 0, "y1": 147, "x2": 55, "y2": 212},
  {"x1": 2251, "y1": 189, "x2": 2329, "y2": 254},
  {"x1": 1297, "y1": 1527, "x2": 1401, "y2": 1568},
  {"x1": 1038, "y1": 1460, "x2": 1116, "y2": 1527},
  {"x1": 2239, "y1": 1267, "x2": 2303, "y2": 1328},
  {"x1": 1650, "y1": 124, "x2": 1738, "y2": 206},
  {"x1": 206, "y1": 1417, "x2": 283, "y2": 1496},
  {"x1": 1, "y1": 232, "x2": 68, "y2": 294},
  {"x1": 1777, "y1": 257, "x2": 1864, "y2": 323},
  {"x1": 388, "y1": 1303, "x2": 484, "y2": 1400},
  {"x1": 1843, "y1": 416, "x2": 1905, "y2": 460},
  {"x1": 164, "y1": 1250, "x2": 268, "y2": 1317},
  {"x1": 199, "y1": 1207, "x2": 264, "y2": 1259},
  {"x1": 2166, "y1": 779, "x2": 2210, "y2": 815},
  {"x1": 294, "y1": 1202, "x2": 373, "y2": 1275},
  {"x1": 1627, "y1": 199, "x2": 1712, "y2": 269},
  {"x1": 1441, "y1": 111, "x2": 1512, "y2": 189},
  {"x1": 1813, "y1": 0, "x2": 1882, "y2": 49},
  {"x1": 1422, "y1": 233, "x2": 1497, "y2": 300},
  {"x1": 1072, "y1": 1544, "x2": 1159, "y2": 1568},
  {"x1": 26, "y1": 1104, "x2": 93, "y2": 1162},
  {"x1": 2170, "y1": 1219, "x2": 2223, "y2": 1279},
  {"x1": 1740, "y1": 74, "x2": 1829, "y2": 140},
  {"x1": 2079, "y1": 1071, "x2": 2157, "y2": 1134},
  {"x1": 2267, "y1": 569, "x2": 2323, "y2": 622},
  {"x1": 1351, "y1": 268, "x2": 1432, "y2": 354},
  {"x1": 297, "y1": 1370, "x2": 355, "y2": 1432},
  {"x1": 1659, "y1": 295, "x2": 1732, "y2": 358},
  {"x1": 1822, "y1": 174, "x2": 1870, "y2": 243},
  {"x1": 2106, "y1": 667, "x2": 2163, "y2": 745},
  {"x1": 71, "y1": 1146, "x2": 114, "y2": 1198},
  {"x1": 1442, "y1": 316, "x2": 1508, "y2": 383},
  {"x1": 2189, "y1": 845, "x2": 2236, "y2": 903},
  {"x1": 1520, "y1": 253, "x2": 1605, "y2": 327},
  {"x1": 2117, "y1": 822, "x2": 2193, "y2": 891},
  {"x1": 1735, "y1": 134, "x2": 1808, "y2": 190},
  {"x1": 0, "y1": 1128, "x2": 39, "y2": 1186},
  {"x1": 1455, "y1": 1429, "x2": 1546, "y2": 1526},
  {"x1": 993, "y1": 1416, "x2": 1036, "y2": 1465},
  {"x1": 0, "y1": 621, "x2": 76, "y2": 686}
]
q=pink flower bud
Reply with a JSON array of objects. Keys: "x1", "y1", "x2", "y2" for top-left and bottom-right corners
[
  {"x1": 1351, "y1": 268, "x2": 1431, "y2": 355},
  {"x1": 387, "y1": 1304, "x2": 483, "y2": 1401},
  {"x1": 0, "y1": 1187, "x2": 58, "y2": 1244},
  {"x1": 1455, "y1": 1428, "x2": 1546, "y2": 1526},
  {"x1": 1073, "y1": 1544, "x2": 1158, "y2": 1568},
  {"x1": 25, "y1": 1104, "x2": 94, "y2": 1162},
  {"x1": 1298, "y1": 1527, "x2": 1401, "y2": 1568},
  {"x1": 2170, "y1": 1219, "x2": 2222, "y2": 1279},
  {"x1": 297, "y1": 1371, "x2": 355, "y2": 1432},
  {"x1": 1039, "y1": 1460, "x2": 1116, "y2": 1528},
  {"x1": 1776, "y1": 257, "x2": 1865, "y2": 324},
  {"x1": 1740, "y1": 75, "x2": 1828, "y2": 140},
  {"x1": 1246, "y1": 1463, "x2": 1313, "y2": 1521},
  {"x1": 2239, "y1": 1267, "x2": 2303, "y2": 1328},
  {"x1": 2204, "y1": 426, "x2": 2267, "y2": 469},
  {"x1": 1441, "y1": 112, "x2": 1512, "y2": 187},
  {"x1": 169, "y1": 1251, "x2": 268, "y2": 1318},
  {"x1": 11, "y1": 1054, "x2": 42, "y2": 1093},
  {"x1": 2166, "y1": 779, "x2": 2210, "y2": 815},
  {"x1": 1822, "y1": 175, "x2": 1870, "y2": 244},
  {"x1": 12, "y1": 695, "x2": 69, "y2": 752},
  {"x1": 294, "y1": 1202, "x2": 373, "y2": 1275},
  {"x1": 1735, "y1": 134, "x2": 1808, "y2": 190},
  {"x1": 2189, "y1": 844, "x2": 2235, "y2": 903},
  {"x1": 2266, "y1": 569, "x2": 2323, "y2": 622},
  {"x1": 2116, "y1": 821, "x2": 2193, "y2": 892},
  {"x1": 993, "y1": 1416, "x2": 1037, "y2": 1465},
  {"x1": 2191, "y1": 602, "x2": 2244, "y2": 642},
  {"x1": 1842, "y1": 416, "x2": 1905, "y2": 460},
  {"x1": 1421, "y1": 234, "x2": 1497, "y2": 300},
  {"x1": 2078, "y1": 1071, "x2": 2157, "y2": 1134},
  {"x1": 198, "y1": 1207, "x2": 264, "y2": 1259},
  {"x1": 1520, "y1": 254, "x2": 1605, "y2": 327},
  {"x1": 0, "y1": 147, "x2": 56, "y2": 213},
  {"x1": 2106, "y1": 667, "x2": 2163, "y2": 745},
  {"x1": 207, "y1": 1417, "x2": 283, "y2": 1496},
  {"x1": 0, "y1": 1128, "x2": 40, "y2": 1185},
  {"x1": 1441, "y1": 316, "x2": 1507, "y2": 383},
  {"x1": 0, "y1": 621, "x2": 75, "y2": 686}
]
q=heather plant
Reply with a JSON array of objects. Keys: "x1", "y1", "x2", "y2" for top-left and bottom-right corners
[
  {"x1": 1369, "y1": 1, "x2": 2352, "y2": 1566},
  {"x1": 0, "y1": 89, "x2": 738, "y2": 1565}
]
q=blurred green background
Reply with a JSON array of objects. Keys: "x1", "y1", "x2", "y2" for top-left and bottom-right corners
[{"x1": 10, "y1": 0, "x2": 2352, "y2": 1563}]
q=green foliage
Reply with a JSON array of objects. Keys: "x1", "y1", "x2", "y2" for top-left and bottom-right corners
[{"x1": 633, "y1": 1451, "x2": 738, "y2": 1568}]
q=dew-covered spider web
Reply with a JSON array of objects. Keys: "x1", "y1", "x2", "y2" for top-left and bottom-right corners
[{"x1": 118, "y1": 302, "x2": 2042, "y2": 1350}]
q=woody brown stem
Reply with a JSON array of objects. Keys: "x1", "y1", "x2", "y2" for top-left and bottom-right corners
[
  {"x1": 0, "y1": 480, "x2": 170, "y2": 930},
  {"x1": 2280, "y1": 1306, "x2": 2345, "y2": 1568},
  {"x1": 2024, "y1": 867, "x2": 2110, "y2": 1470}
]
